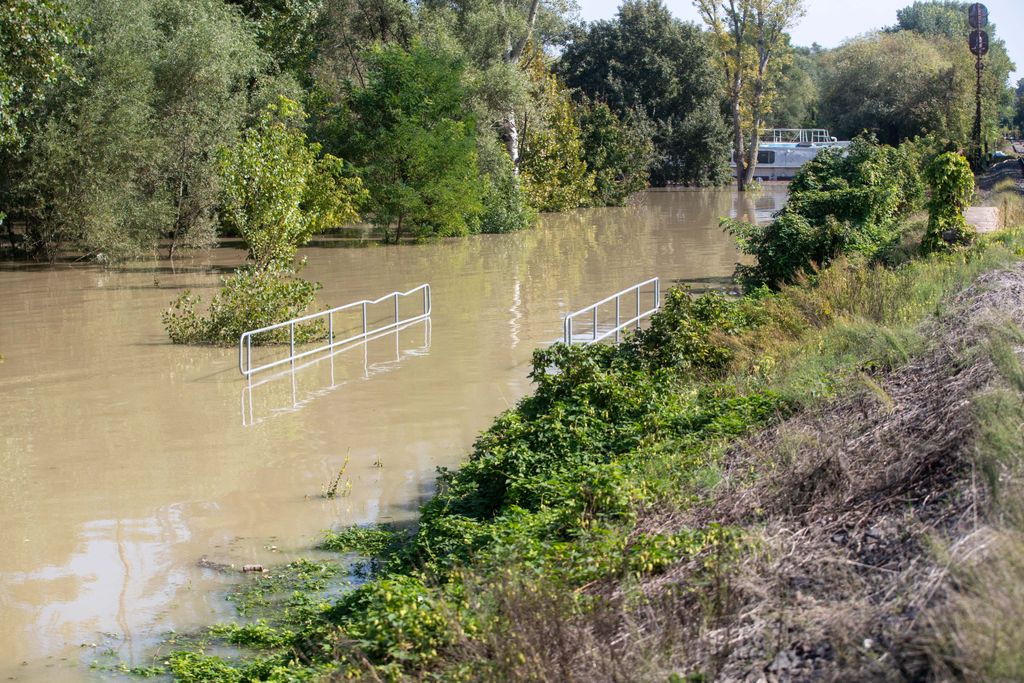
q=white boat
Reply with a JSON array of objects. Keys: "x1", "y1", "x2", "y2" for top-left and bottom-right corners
[{"x1": 732, "y1": 129, "x2": 851, "y2": 181}]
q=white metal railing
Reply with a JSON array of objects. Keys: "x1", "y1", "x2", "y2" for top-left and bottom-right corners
[
  {"x1": 760, "y1": 128, "x2": 835, "y2": 144},
  {"x1": 241, "y1": 317, "x2": 431, "y2": 426},
  {"x1": 563, "y1": 278, "x2": 660, "y2": 345},
  {"x1": 239, "y1": 284, "x2": 431, "y2": 377}
]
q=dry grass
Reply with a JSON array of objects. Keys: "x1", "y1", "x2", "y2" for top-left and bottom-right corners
[{"x1": 560, "y1": 265, "x2": 1024, "y2": 682}]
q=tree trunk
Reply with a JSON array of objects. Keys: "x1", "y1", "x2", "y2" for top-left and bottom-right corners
[
  {"x1": 732, "y1": 94, "x2": 746, "y2": 192},
  {"x1": 499, "y1": 0, "x2": 541, "y2": 170},
  {"x1": 743, "y1": 78, "x2": 765, "y2": 190}
]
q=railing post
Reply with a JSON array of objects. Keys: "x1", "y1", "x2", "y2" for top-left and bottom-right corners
[
  {"x1": 247, "y1": 335, "x2": 252, "y2": 377},
  {"x1": 328, "y1": 311, "x2": 334, "y2": 346},
  {"x1": 592, "y1": 306, "x2": 597, "y2": 341},
  {"x1": 394, "y1": 292, "x2": 400, "y2": 324},
  {"x1": 615, "y1": 296, "x2": 621, "y2": 343},
  {"x1": 636, "y1": 287, "x2": 641, "y2": 330},
  {"x1": 362, "y1": 302, "x2": 368, "y2": 336},
  {"x1": 289, "y1": 322, "x2": 295, "y2": 364}
]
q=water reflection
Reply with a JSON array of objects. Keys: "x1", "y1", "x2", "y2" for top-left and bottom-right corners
[
  {"x1": 241, "y1": 319, "x2": 433, "y2": 426},
  {"x1": 0, "y1": 187, "x2": 786, "y2": 681}
]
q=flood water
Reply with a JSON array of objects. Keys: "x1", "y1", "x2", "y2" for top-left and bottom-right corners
[{"x1": 0, "y1": 187, "x2": 785, "y2": 681}]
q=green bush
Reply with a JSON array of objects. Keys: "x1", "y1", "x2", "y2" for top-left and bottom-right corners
[
  {"x1": 923, "y1": 151, "x2": 974, "y2": 252},
  {"x1": 725, "y1": 136, "x2": 925, "y2": 288},
  {"x1": 163, "y1": 266, "x2": 322, "y2": 345}
]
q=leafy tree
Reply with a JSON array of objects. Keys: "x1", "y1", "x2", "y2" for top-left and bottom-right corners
[
  {"x1": 818, "y1": 31, "x2": 969, "y2": 146},
  {"x1": 923, "y1": 151, "x2": 974, "y2": 252},
  {"x1": 477, "y1": 134, "x2": 536, "y2": 233},
  {"x1": 312, "y1": 0, "x2": 414, "y2": 93},
  {"x1": 559, "y1": 0, "x2": 730, "y2": 186},
  {"x1": 890, "y1": 1, "x2": 1014, "y2": 150},
  {"x1": 225, "y1": 0, "x2": 324, "y2": 82},
  {"x1": 765, "y1": 44, "x2": 820, "y2": 128},
  {"x1": 519, "y1": 67, "x2": 595, "y2": 212},
  {"x1": 218, "y1": 97, "x2": 364, "y2": 269},
  {"x1": 346, "y1": 42, "x2": 482, "y2": 242},
  {"x1": 419, "y1": 0, "x2": 578, "y2": 168},
  {"x1": 575, "y1": 99, "x2": 653, "y2": 206},
  {"x1": 164, "y1": 98, "x2": 365, "y2": 345},
  {"x1": 151, "y1": 0, "x2": 265, "y2": 257},
  {"x1": 0, "y1": 0, "x2": 75, "y2": 149},
  {"x1": 2, "y1": 0, "x2": 167, "y2": 261},
  {"x1": 696, "y1": 0, "x2": 807, "y2": 192},
  {"x1": 1015, "y1": 79, "x2": 1024, "y2": 136}
]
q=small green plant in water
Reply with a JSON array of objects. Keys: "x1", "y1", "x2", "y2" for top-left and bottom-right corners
[{"x1": 323, "y1": 456, "x2": 351, "y2": 499}]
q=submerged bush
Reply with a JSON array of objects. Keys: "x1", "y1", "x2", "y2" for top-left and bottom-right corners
[{"x1": 163, "y1": 266, "x2": 322, "y2": 345}]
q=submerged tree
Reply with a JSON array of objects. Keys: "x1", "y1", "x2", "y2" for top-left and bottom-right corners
[
  {"x1": 696, "y1": 0, "x2": 806, "y2": 191},
  {"x1": 559, "y1": 0, "x2": 730, "y2": 186},
  {"x1": 164, "y1": 98, "x2": 366, "y2": 344},
  {"x1": 346, "y1": 41, "x2": 482, "y2": 242}
]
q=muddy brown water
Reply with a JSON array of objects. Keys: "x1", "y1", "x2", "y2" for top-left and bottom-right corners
[{"x1": 0, "y1": 187, "x2": 785, "y2": 680}]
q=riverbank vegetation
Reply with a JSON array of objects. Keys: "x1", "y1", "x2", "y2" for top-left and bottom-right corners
[
  {"x1": 133, "y1": 132, "x2": 1024, "y2": 679},
  {"x1": 3, "y1": 0, "x2": 1019, "y2": 264}
]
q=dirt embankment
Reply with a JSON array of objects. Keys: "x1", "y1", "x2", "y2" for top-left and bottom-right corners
[{"x1": 629, "y1": 266, "x2": 1024, "y2": 681}]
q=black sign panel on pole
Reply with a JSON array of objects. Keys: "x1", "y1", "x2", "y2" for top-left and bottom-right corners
[
  {"x1": 970, "y1": 29, "x2": 989, "y2": 57},
  {"x1": 968, "y1": 3, "x2": 989, "y2": 29}
]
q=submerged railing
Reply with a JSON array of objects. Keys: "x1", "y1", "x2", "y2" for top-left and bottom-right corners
[
  {"x1": 239, "y1": 284, "x2": 431, "y2": 377},
  {"x1": 563, "y1": 278, "x2": 660, "y2": 345}
]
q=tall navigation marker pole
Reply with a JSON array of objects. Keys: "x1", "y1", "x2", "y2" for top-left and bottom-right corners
[{"x1": 968, "y1": 3, "x2": 989, "y2": 169}]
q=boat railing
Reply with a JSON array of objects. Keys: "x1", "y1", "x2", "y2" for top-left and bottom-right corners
[
  {"x1": 239, "y1": 284, "x2": 431, "y2": 377},
  {"x1": 761, "y1": 128, "x2": 835, "y2": 144},
  {"x1": 563, "y1": 278, "x2": 660, "y2": 345}
]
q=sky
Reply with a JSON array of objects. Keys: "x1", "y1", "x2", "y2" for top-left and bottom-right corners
[{"x1": 577, "y1": 0, "x2": 1024, "y2": 84}]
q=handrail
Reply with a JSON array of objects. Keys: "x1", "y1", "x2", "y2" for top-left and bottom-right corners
[
  {"x1": 563, "y1": 278, "x2": 660, "y2": 345},
  {"x1": 239, "y1": 283, "x2": 431, "y2": 377}
]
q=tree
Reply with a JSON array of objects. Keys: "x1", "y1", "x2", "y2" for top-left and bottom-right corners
[
  {"x1": 346, "y1": 42, "x2": 482, "y2": 242},
  {"x1": 419, "y1": 0, "x2": 578, "y2": 169},
  {"x1": 519, "y1": 68, "x2": 595, "y2": 212},
  {"x1": 2, "y1": 0, "x2": 167, "y2": 261},
  {"x1": 576, "y1": 99, "x2": 653, "y2": 206},
  {"x1": 164, "y1": 98, "x2": 365, "y2": 345},
  {"x1": 724, "y1": 136, "x2": 924, "y2": 287},
  {"x1": 218, "y1": 97, "x2": 364, "y2": 269},
  {"x1": 1015, "y1": 79, "x2": 1024, "y2": 136},
  {"x1": 891, "y1": 1, "x2": 1014, "y2": 152},
  {"x1": 818, "y1": 32, "x2": 969, "y2": 146},
  {"x1": 559, "y1": 0, "x2": 731, "y2": 186},
  {"x1": 0, "y1": 0, "x2": 75, "y2": 149},
  {"x1": 151, "y1": 0, "x2": 265, "y2": 257},
  {"x1": 696, "y1": 0, "x2": 806, "y2": 191},
  {"x1": 225, "y1": 0, "x2": 324, "y2": 82}
]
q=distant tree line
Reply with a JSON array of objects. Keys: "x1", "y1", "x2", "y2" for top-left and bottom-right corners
[{"x1": 0, "y1": 0, "x2": 1019, "y2": 264}]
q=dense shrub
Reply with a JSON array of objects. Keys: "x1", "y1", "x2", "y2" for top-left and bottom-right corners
[
  {"x1": 923, "y1": 151, "x2": 974, "y2": 252},
  {"x1": 724, "y1": 136, "x2": 925, "y2": 288},
  {"x1": 576, "y1": 100, "x2": 653, "y2": 206}
]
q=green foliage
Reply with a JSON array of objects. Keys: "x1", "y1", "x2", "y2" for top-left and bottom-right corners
[
  {"x1": 163, "y1": 265, "x2": 322, "y2": 345},
  {"x1": 576, "y1": 100, "x2": 653, "y2": 206},
  {"x1": 0, "y1": 0, "x2": 75, "y2": 148},
  {"x1": 0, "y1": 0, "x2": 267, "y2": 260},
  {"x1": 519, "y1": 68, "x2": 595, "y2": 213},
  {"x1": 476, "y1": 135, "x2": 535, "y2": 233},
  {"x1": 320, "y1": 525, "x2": 406, "y2": 556},
  {"x1": 627, "y1": 288, "x2": 765, "y2": 372},
  {"x1": 219, "y1": 97, "x2": 364, "y2": 269},
  {"x1": 150, "y1": 0, "x2": 265, "y2": 255},
  {"x1": 346, "y1": 41, "x2": 482, "y2": 242},
  {"x1": 209, "y1": 621, "x2": 296, "y2": 649},
  {"x1": 820, "y1": 11, "x2": 1012, "y2": 150},
  {"x1": 726, "y1": 136, "x2": 925, "y2": 288},
  {"x1": 332, "y1": 575, "x2": 456, "y2": 669},
  {"x1": 166, "y1": 652, "x2": 243, "y2": 683},
  {"x1": 558, "y1": 0, "x2": 731, "y2": 186},
  {"x1": 226, "y1": 0, "x2": 323, "y2": 82},
  {"x1": 923, "y1": 151, "x2": 974, "y2": 252}
]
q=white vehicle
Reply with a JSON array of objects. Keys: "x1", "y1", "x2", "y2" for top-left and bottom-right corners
[{"x1": 732, "y1": 129, "x2": 851, "y2": 181}]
